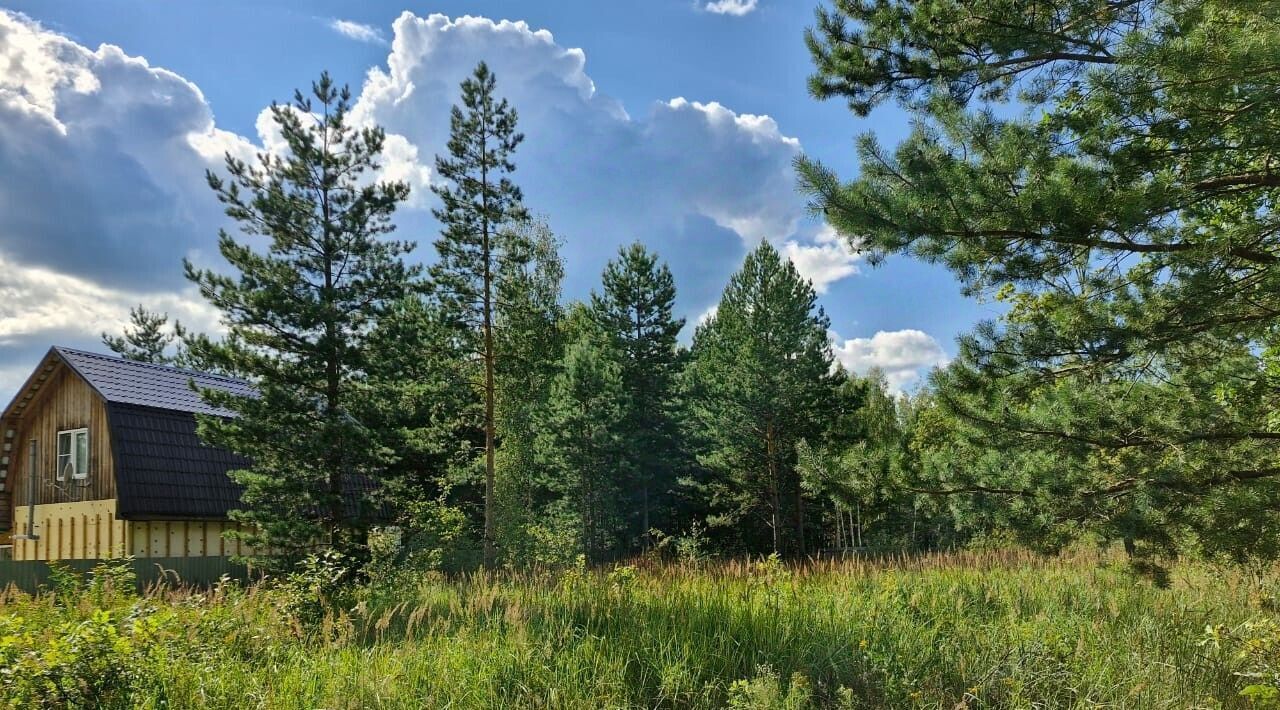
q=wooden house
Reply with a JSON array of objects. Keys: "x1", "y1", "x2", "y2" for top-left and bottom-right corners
[{"x1": 0, "y1": 347, "x2": 259, "y2": 560}]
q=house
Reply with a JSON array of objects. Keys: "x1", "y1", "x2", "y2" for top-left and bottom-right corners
[{"x1": 0, "y1": 347, "x2": 259, "y2": 561}]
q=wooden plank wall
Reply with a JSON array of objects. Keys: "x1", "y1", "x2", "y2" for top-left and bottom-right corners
[{"x1": 7, "y1": 362, "x2": 115, "y2": 509}]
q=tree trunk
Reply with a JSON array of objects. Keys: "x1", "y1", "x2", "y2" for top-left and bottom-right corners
[
  {"x1": 480, "y1": 110, "x2": 497, "y2": 570},
  {"x1": 482, "y1": 228, "x2": 496, "y2": 569},
  {"x1": 796, "y1": 482, "x2": 807, "y2": 557},
  {"x1": 835, "y1": 504, "x2": 843, "y2": 552},
  {"x1": 319, "y1": 121, "x2": 345, "y2": 553},
  {"x1": 641, "y1": 482, "x2": 650, "y2": 551},
  {"x1": 766, "y1": 421, "x2": 780, "y2": 555}
]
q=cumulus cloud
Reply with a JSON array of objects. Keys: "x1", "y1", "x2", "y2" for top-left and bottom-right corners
[
  {"x1": 0, "y1": 254, "x2": 220, "y2": 346},
  {"x1": 784, "y1": 224, "x2": 860, "y2": 293},
  {"x1": 352, "y1": 12, "x2": 819, "y2": 313},
  {"x1": 0, "y1": 9, "x2": 859, "y2": 403},
  {"x1": 830, "y1": 329, "x2": 950, "y2": 393},
  {"x1": 0, "y1": 10, "x2": 246, "y2": 289},
  {"x1": 329, "y1": 19, "x2": 387, "y2": 45},
  {"x1": 703, "y1": 0, "x2": 759, "y2": 16}
]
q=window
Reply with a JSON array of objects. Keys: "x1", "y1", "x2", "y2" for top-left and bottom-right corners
[{"x1": 56, "y1": 429, "x2": 89, "y2": 481}]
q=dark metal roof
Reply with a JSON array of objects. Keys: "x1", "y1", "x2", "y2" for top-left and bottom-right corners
[
  {"x1": 109, "y1": 402, "x2": 250, "y2": 519},
  {"x1": 3, "y1": 347, "x2": 379, "y2": 521},
  {"x1": 54, "y1": 346, "x2": 254, "y2": 417},
  {"x1": 109, "y1": 402, "x2": 379, "y2": 521}
]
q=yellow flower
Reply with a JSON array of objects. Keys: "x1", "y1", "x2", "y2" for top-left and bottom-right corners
[{"x1": 859, "y1": 638, "x2": 868, "y2": 649}]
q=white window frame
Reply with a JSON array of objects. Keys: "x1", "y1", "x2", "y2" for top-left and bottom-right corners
[{"x1": 56, "y1": 428, "x2": 89, "y2": 481}]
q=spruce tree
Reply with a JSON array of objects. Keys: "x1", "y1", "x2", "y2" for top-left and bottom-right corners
[
  {"x1": 686, "y1": 242, "x2": 835, "y2": 556},
  {"x1": 102, "y1": 305, "x2": 175, "y2": 364},
  {"x1": 185, "y1": 73, "x2": 415, "y2": 567},
  {"x1": 537, "y1": 332, "x2": 628, "y2": 564},
  {"x1": 588, "y1": 242, "x2": 685, "y2": 550},
  {"x1": 430, "y1": 62, "x2": 528, "y2": 569}
]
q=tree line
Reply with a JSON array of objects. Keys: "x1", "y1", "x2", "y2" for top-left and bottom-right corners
[
  {"x1": 105, "y1": 0, "x2": 1280, "y2": 574},
  {"x1": 105, "y1": 64, "x2": 931, "y2": 570}
]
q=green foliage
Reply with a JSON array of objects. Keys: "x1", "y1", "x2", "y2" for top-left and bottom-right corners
[
  {"x1": 537, "y1": 332, "x2": 629, "y2": 564},
  {"x1": 100, "y1": 306, "x2": 176, "y2": 364},
  {"x1": 1207, "y1": 618, "x2": 1280, "y2": 706},
  {"x1": 430, "y1": 61, "x2": 530, "y2": 570},
  {"x1": 686, "y1": 241, "x2": 837, "y2": 556},
  {"x1": 185, "y1": 72, "x2": 415, "y2": 568},
  {"x1": 726, "y1": 666, "x2": 815, "y2": 710},
  {"x1": 0, "y1": 610, "x2": 145, "y2": 709},
  {"x1": 45, "y1": 561, "x2": 83, "y2": 601},
  {"x1": 588, "y1": 242, "x2": 687, "y2": 552},
  {"x1": 493, "y1": 217, "x2": 566, "y2": 567},
  {"x1": 359, "y1": 295, "x2": 479, "y2": 531},
  {"x1": 276, "y1": 550, "x2": 358, "y2": 629},
  {"x1": 799, "y1": 0, "x2": 1280, "y2": 561},
  {"x1": 1, "y1": 551, "x2": 1270, "y2": 707}
]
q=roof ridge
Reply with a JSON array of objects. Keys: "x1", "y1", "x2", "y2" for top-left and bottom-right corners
[{"x1": 53, "y1": 346, "x2": 248, "y2": 385}]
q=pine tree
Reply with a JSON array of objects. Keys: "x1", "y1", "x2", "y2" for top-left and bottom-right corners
[
  {"x1": 537, "y1": 332, "x2": 627, "y2": 564},
  {"x1": 185, "y1": 73, "x2": 416, "y2": 567},
  {"x1": 686, "y1": 242, "x2": 835, "y2": 556},
  {"x1": 102, "y1": 306, "x2": 175, "y2": 364},
  {"x1": 797, "y1": 0, "x2": 1280, "y2": 562},
  {"x1": 588, "y1": 242, "x2": 685, "y2": 550},
  {"x1": 359, "y1": 293, "x2": 480, "y2": 571},
  {"x1": 430, "y1": 62, "x2": 529, "y2": 569}
]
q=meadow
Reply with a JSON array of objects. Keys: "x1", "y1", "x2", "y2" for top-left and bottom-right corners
[{"x1": 2, "y1": 550, "x2": 1277, "y2": 708}]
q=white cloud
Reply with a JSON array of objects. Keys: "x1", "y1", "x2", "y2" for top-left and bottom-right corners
[
  {"x1": 0, "y1": 253, "x2": 221, "y2": 346},
  {"x1": 830, "y1": 329, "x2": 950, "y2": 393},
  {"x1": 353, "y1": 12, "x2": 817, "y2": 311},
  {"x1": 0, "y1": 9, "x2": 865, "y2": 403},
  {"x1": 0, "y1": 11, "x2": 238, "y2": 287},
  {"x1": 784, "y1": 223, "x2": 861, "y2": 293},
  {"x1": 328, "y1": 19, "x2": 387, "y2": 45},
  {"x1": 703, "y1": 0, "x2": 759, "y2": 16}
]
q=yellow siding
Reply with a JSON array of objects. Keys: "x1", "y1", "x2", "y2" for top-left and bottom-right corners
[
  {"x1": 13, "y1": 499, "x2": 125, "y2": 560},
  {"x1": 14, "y1": 498, "x2": 249, "y2": 560}
]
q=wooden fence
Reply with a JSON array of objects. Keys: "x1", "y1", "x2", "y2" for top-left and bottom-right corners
[{"x1": 0, "y1": 556, "x2": 256, "y2": 595}]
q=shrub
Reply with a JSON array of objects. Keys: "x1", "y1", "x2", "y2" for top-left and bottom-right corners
[
  {"x1": 726, "y1": 665, "x2": 814, "y2": 710},
  {"x1": 0, "y1": 610, "x2": 145, "y2": 709}
]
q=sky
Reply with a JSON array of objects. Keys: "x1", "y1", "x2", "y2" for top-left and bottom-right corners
[{"x1": 0, "y1": 0, "x2": 999, "y2": 404}]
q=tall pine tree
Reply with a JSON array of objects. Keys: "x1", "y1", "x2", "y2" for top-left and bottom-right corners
[
  {"x1": 430, "y1": 62, "x2": 529, "y2": 568},
  {"x1": 185, "y1": 73, "x2": 415, "y2": 567},
  {"x1": 798, "y1": 0, "x2": 1280, "y2": 562},
  {"x1": 588, "y1": 242, "x2": 685, "y2": 550},
  {"x1": 686, "y1": 242, "x2": 835, "y2": 556}
]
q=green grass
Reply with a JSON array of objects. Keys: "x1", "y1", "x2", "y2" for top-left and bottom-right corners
[{"x1": 2, "y1": 549, "x2": 1275, "y2": 708}]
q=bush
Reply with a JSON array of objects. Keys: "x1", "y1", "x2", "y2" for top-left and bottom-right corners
[
  {"x1": 0, "y1": 610, "x2": 144, "y2": 709},
  {"x1": 726, "y1": 666, "x2": 814, "y2": 710},
  {"x1": 276, "y1": 550, "x2": 357, "y2": 630}
]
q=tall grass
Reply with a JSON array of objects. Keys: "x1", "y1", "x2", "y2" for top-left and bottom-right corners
[{"x1": 1, "y1": 550, "x2": 1272, "y2": 708}]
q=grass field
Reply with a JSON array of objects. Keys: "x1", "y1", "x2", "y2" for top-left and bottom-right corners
[{"x1": 2, "y1": 549, "x2": 1277, "y2": 708}]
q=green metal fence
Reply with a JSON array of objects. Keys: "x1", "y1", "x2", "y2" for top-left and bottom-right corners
[{"x1": 0, "y1": 556, "x2": 257, "y2": 595}]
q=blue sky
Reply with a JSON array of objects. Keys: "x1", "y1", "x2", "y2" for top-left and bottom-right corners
[{"x1": 0, "y1": 0, "x2": 997, "y2": 403}]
